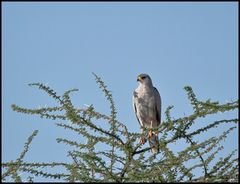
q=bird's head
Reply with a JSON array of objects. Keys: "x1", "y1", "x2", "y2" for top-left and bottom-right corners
[{"x1": 137, "y1": 74, "x2": 153, "y2": 86}]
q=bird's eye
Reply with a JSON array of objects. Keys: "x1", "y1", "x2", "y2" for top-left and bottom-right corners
[{"x1": 141, "y1": 76, "x2": 146, "y2": 79}]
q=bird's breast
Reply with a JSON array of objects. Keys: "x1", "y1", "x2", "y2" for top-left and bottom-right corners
[{"x1": 136, "y1": 94, "x2": 155, "y2": 116}]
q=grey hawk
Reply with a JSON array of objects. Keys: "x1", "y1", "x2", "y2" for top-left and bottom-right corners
[{"x1": 133, "y1": 74, "x2": 161, "y2": 154}]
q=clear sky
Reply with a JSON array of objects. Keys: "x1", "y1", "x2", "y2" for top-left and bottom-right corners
[{"x1": 2, "y1": 2, "x2": 238, "y2": 182}]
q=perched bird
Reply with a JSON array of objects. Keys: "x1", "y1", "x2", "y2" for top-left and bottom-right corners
[{"x1": 133, "y1": 74, "x2": 161, "y2": 154}]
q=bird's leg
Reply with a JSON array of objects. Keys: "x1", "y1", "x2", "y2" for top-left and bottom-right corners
[
  {"x1": 139, "y1": 127, "x2": 146, "y2": 145},
  {"x1": 148, "y1": 121, "x2": 154, "y2": 138},
  {"x1": 140, "y1": 137, "x2": 146, "y2": 144},
  {"x1": 148, "y1": 130, "x2": 153, "y2": 138}
]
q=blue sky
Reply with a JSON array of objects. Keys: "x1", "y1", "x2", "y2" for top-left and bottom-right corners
[{"x1": 2, "y1": 2, "x2": 238, "y2": 181}]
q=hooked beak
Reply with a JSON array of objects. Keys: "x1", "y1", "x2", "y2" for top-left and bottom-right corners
[{"x1": 137, "y1": 76, "x2": 142, "y2": 82}]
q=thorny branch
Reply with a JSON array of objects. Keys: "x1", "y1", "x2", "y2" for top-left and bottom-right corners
[{"x1": 2, "y1": 75, "x2": 238, "y2": 182}]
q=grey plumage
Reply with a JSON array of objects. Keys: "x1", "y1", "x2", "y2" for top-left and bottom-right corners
[{"x1": 133, "y1": 74, "x2": 161, "y2": 154}]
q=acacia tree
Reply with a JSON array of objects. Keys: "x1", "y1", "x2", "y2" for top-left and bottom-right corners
[{"x1": 2, "y1": 73, "x2": 239, "y2": 182}]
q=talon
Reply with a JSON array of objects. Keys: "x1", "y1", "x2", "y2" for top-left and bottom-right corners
[
  {"x1": 140, "y1": 137, "x2": 146, "y2": 144},
  {"x1": 148, "y1": 130, "x2": 153, "y2": 138}
]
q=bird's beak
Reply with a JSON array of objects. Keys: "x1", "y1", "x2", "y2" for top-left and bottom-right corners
[{"x1": 137, "y1": 76, "x2": 142, "y2": 82}]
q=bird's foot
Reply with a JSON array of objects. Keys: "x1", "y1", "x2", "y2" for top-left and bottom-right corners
[
  {"x1": 148, "y1": 130, "x2": 153, "y2": 138},
  {"x1": 140, "y1": 137, "x2": 146, "y2": 144},
  {"x1": 148, "y1": 130, "x2": 157, "y2": 138}
]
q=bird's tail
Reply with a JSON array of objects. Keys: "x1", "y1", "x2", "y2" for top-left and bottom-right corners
[{"x1": 148, "y1": 134, "x2": 159, "y2": 154}]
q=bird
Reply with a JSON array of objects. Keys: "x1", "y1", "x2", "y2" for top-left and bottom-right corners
[{"x1": 133, "y1": 74, "x2": 161, "y2": 154}]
